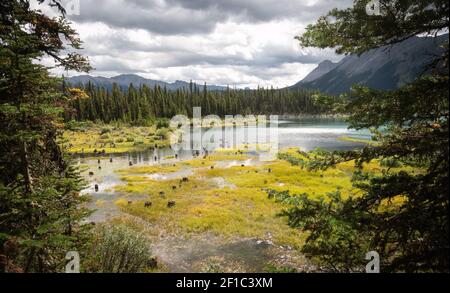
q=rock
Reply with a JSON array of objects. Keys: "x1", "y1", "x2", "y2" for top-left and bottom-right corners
[{"x1": 147, "y1": 257, "x2": 158, "y2": 269}]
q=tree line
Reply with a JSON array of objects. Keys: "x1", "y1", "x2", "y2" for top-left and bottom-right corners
[{"x1": 64, "y1": 81, "x2": 337, "y2": 123}]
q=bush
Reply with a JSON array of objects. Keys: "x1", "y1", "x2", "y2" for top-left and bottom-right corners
[
  {"x1": 156, "y1": 118, "x2": 169, "y2": 129},
  {"x1": 116, "y1": 138, "x2": 124, "y2": 143},
  {"x1": 269, "y1": 190, "x2": 370, "y2": 272},
  {"x1": 83, "y1": 224, "x2": 153, "y2": 273},
  {"x1": 155, "y1": 128, "x2": 169, "y2": 140},
  {"x1": 380, "y1": 158, "x2": 402, "y2": 168},
  {"x1": 65, "y1": 120, "x2": 94, "y2": 131},
  {"x1": 126, "y1": 137, "x2": 135, "y2": 142}
]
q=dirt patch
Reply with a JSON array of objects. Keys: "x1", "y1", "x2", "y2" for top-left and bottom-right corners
[{"x1": 149, "y1": 232, "x2": 314, "y2": 273}]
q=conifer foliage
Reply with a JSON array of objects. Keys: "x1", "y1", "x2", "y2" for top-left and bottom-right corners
[
  {"x1": 272, "y1": 0, "x2": 449, "y2": 272},
  {"x1": 0, "y1": 0, "x2": 91, "y2": 272},
  {"x1": 66, "y1": 81, "x2": 336, "y2": 123}
]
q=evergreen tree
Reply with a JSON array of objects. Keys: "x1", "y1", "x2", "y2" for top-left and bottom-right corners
[
  {"x1": 0, "y1": 0, "x2": 91, "y2": 272},
  {"x1": 272, "y1": 0, "x2": 449, "y2": 272}
]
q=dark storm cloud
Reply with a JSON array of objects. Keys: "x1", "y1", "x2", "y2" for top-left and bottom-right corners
[
  {"x1": 71, "y1": 0, "x2": 353, "y2": 35},
  {"x1": 71, "y1": 0, "x2": 227, "y2": 35},
  {"x1": 166, "y1": 0, "x2": 352, "y2": 23}
]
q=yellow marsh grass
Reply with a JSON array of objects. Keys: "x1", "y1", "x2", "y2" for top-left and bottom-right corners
[{"x1": 114, "y1": 147, "x2": 418, "y2": 248}]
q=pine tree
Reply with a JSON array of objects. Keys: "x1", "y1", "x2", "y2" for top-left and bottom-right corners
[
  {"x1": 0, "y1": 0, "x2": 91, "y2": 272},
  {"x1": 272, "y1": 0, "x2": 449, "y2": 272}
]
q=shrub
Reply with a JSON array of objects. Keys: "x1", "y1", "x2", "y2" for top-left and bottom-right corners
[
  {"x1": 380, "y1": 158, "x2": 402, "y2": 168},
  {"x1": 156, "y1": 118, "x2": 169, "y2": 129},
  {"x1": 83, "y1": 224, "x2": 153, "y2": 273}
]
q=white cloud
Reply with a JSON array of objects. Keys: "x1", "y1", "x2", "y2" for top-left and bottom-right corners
[{"x1": 43, "y1": 0, "x2": 351, "y2": 88}]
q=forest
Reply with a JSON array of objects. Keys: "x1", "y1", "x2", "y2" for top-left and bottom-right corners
[{"x1": 64, "y1": 80, "x2": 335, "y2": 123}]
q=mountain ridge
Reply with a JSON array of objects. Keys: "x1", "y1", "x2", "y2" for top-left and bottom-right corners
[
  {"x1": 292, "y1": 34, "x2": 448, "y2": 95},
  {"x1": 66, "y1": 74, "x2": 228, "y2": 92}
]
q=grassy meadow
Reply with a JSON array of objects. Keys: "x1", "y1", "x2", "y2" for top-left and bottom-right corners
[{"x1": 111, "y1": 146, "x2": 415, "y2": 254}]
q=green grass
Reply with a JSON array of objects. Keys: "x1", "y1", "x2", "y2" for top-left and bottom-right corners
[
  {"x1": 338, "y1": 135, "x2": 378, "y2": 145},
  {"x1": 61, "y1": 124, "x2": 174, "y2": 154}
]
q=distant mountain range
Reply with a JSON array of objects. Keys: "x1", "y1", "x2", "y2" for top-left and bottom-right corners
[
  {"x1": 291, "y1": 34, "x2": 448, "y2": 95},
  {"x1": 66, "y1": 74, "x2": 228, "y2": 91},
  {"x1": 67, "y1": 35, "x2": 447, "y2": 96}
]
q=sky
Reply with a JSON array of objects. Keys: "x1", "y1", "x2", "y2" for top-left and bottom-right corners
[{"x1": 36, "y1": 0, "x2": 354, "y2": 88}]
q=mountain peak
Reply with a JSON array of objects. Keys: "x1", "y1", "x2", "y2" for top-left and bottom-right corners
[
  {"x1": 292, "y1": 34, "x2": 448, "y2": 95},
  {"x1": 318, "y1": 60, "x2": 335, "y2": 66},
  {"x1": 298, "y1": 60, "x2": 338, "y2": 84}
]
